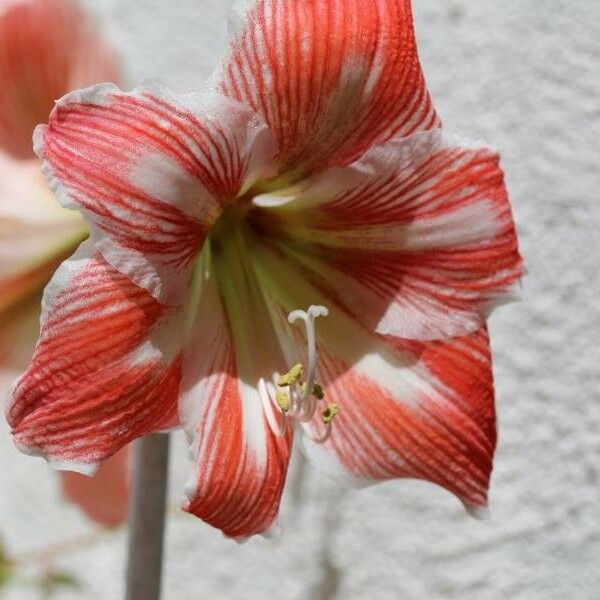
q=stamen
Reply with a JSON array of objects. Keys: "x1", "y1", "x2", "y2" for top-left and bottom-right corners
[
  {"x1": 312, "y1": 383, "x2": 325, "y2": 400},
  {"x1": 302, "y1": 422, "x2": 333, "y2": 445},
  {"x1": 300, "y1": 382, "x2": 324, "y2": 400},
  {"x1": 262, "y1": 305, "x2": 339, "y2": 444},
  {"x1": 258, "y1": 378, "x2": 287, "y2": 437},
  {"x1": 277, "y1": 363, "x2": 303, "y2": 387},
  {"x1": 322, "y1": 403, "x2": 339, "y2": 425},
  {"x1": 275, "y1": 390, "x2": 291, "y2": 413}
]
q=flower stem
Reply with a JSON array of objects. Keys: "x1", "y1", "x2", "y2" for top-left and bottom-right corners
[{"x1": 125, "y1": 433, "x2": 170, "y2": 600}]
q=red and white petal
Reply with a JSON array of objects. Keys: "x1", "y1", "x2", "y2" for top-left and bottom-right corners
[
  {"x1": 6, "y1": 242, "x2": 183, "y2": 473},
  {"x1": 60, "y1": 445, "x2": 131, "y2": 528},
  {"x1": 0, "y1": 153, "x2": 86, "y2": 313},
  {"x1": 304, "y1": 328, "x2": 496, "y2": 515},
  {"x1": 220, "y1": 0, "x2": 438, "y2": 178},
  {"x1": 180, "y1": 256, "x2": 293, "y2": 538},
  {"x1": 0, "y1": 0, "x2": 121, "y2": 159},
  {"x1": 251, "y1": 241, "x2": 497, "y2": 514},
  {"x1": 1, "y1": 289, "x2": 131, "y2": 527},
  {"x1": 35, "y1": 83, "x2": 277, "y2": 304},
  {"x1": 253, "y1": 130, "x2": 524, "y2": 340}
]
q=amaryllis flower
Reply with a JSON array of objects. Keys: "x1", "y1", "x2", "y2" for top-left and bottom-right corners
[
  {"x1": 0, "y1": 0, "x2": 129, "y2": 527},
  {"x1": 7, "y1": 0, "x2": 523, "y2": 538}
]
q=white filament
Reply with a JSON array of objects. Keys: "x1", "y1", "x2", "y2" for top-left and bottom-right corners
[
  {"x1": 258, "y1": 377, "x2": 287, "y2": 437},
  {"x1": 262, "y1": 305, "x2": 331, "y2": 443},
  {"x1": 288, "y1": 305, "x2": 329, "y2": 406}
]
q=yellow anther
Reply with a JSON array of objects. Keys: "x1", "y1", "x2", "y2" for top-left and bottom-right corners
[
  {"x1": 275, "y1": 391, "x2": 291, "y2": 413},
  {"x1": 312, "y1": 383, "x2": 324, "y2": 400},
  {"x1": 278, "y1": 363, "x2": 303, "y2": 387},
  {"x1": 300, "y1": 382, "x2": 324, "y2": 399},
  {"x1": 322, "y1": 403, "x2": 340, "y2": 425}
]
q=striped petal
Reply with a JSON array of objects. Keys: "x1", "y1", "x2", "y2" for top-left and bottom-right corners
[
  {"x1": 0, "y1": 0, "x2": 121, "y2": 159},
  {"x1": 219, "y1": 0, "x2": 438, "y2": 178},
  {"x1": 0, "y1": 290, "x2": 131, "y2": 528},
  {"x1": 6, "y1": 242, "x2": 183, "y2": 473},
  {"x1": 60, "y1": 445, "x2": 131, "y2": 527},
  {"x1": 251, "y1": 130, "x2": 523, "y2": 340},
  {"x1": 34, "y1": 83, "x2": 277, "y2": 304},
  {"x1": 180, "y1": 243, "x2": 293, "y2": 538},
  {"x1": 0, "y1": 152, "x2": 86, "y2": 313},
  {"x1": 304, "y1": 328, "x2": 496, "y2": 515},
  {"x1": 251, "y1": 246, "x2": 496, "y2": 514}
]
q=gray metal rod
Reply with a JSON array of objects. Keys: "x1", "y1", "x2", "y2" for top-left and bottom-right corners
[{"x1": 125, "y1": 433, "x2": 170, "y2": 600}]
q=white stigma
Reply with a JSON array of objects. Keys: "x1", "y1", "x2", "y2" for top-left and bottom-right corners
[
  {"x1": 288, "y1": 305, "x2": 328, "y2": 406},
  {"x1": 260, "y1": 305, "x2": 339, "y2": 444}
]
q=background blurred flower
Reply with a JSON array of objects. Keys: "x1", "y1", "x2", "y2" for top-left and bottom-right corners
[
  {"x1": 8, "y1": 0, "x2": 522, "y2": 539},
  {"x1": 0, "y1": 0, "x2": 129, "y2": 528},
  {"x1": 60, "y1": 445, "x2": 130, "y2": 527}
]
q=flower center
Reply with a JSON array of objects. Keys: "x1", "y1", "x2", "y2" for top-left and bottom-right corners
[
  {"x1": 258, "y1": 305, "x2": 340, "y2": 444},
  {"x1": 204, "y1": 205, "x2": 338, "y2": 443}
]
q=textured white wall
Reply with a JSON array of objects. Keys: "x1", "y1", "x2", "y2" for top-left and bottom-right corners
[{"x1": 1, "y1": 1, "x2": 599, "y2": 599}]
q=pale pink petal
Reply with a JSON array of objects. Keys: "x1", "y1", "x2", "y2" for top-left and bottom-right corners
[
  {"x1": 0, "y1": 0, "x2": 121, "y2": 158},
  {"x1": 6, "y1": 242, "x2": 183, "y2": 474},
  {"x1": 219, "y1": 0, "x2": 438, "y2": 178},
  {"x1": 60, "y1": 445, "x2": 131, "y2": 527},
  {"x1": 180, "y1": 254, "x2": 293, "y2": 538},
  {"x1": 35, "y1": 83, "x2": 276, "y2": 304},
  {"x1": 251, "y1": 130, "x2": 523, "y2": 340},
  {"x1": 0, "y1": 152, "x2": 86, "y2": 313}
]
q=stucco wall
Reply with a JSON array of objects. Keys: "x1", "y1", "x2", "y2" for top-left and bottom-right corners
[{"x1": 1, "y1": 1, "x2": 599, "y2": 598}]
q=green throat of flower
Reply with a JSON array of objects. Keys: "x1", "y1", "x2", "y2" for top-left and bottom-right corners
[{"x1": 192, "y1": 205, "x2": 339, "y2": 444}]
